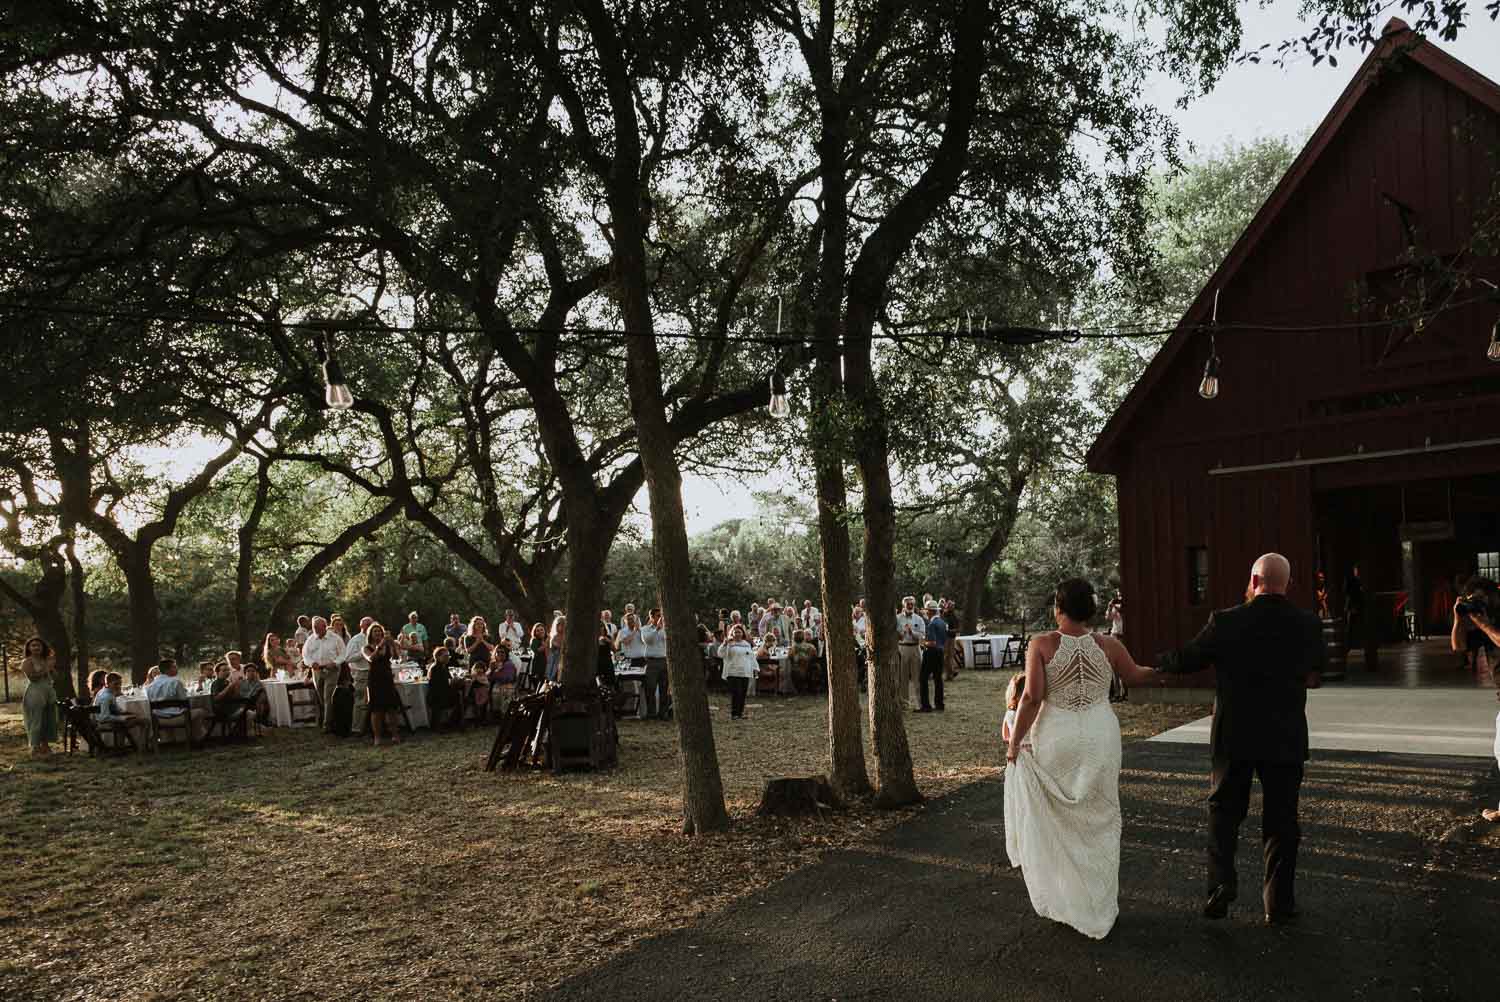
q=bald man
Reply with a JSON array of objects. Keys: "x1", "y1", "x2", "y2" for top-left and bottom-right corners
[{"x1": 1154, "y1": 552, "x2": 1325, "y2": 927}]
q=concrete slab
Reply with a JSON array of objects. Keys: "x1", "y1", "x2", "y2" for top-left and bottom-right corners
[{"x1": 1150, "y1": 686, "x2": 1500, "y2": 757}]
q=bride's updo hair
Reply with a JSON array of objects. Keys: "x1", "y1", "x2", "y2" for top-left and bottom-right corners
[{"x1": 1053, "y1": 578, "x2": 1098, "y2": 622}]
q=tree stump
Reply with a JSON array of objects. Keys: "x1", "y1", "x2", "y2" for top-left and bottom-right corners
[{"x1": 756, "y1": 775, "x2": 842, "y2": 817}]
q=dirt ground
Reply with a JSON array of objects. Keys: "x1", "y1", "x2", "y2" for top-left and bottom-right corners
[{"x1": 0, "y1": 671, "x2": 1206, "y2": 1002}]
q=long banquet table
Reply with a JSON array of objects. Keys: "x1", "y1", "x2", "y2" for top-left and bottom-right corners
[{"x1": 955, "y1": 634, "x2": 1013, "y2": 669}]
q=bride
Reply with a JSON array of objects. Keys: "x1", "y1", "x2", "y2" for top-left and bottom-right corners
[{"x1": 1004, "y1": 578, "x2": 1160, "y2": 938}]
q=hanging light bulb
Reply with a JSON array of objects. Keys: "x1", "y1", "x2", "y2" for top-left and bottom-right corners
[
  {"x1": 768, "y1": 371, "x2": 791, "y2": 419},
  {"x1": 1198, "y1": 351, "x2": 1221, "y2": 400},
  {"x1": 319, "y1": 331, "x2": 355, "y2": 410},
  {"x1": 1488, "y1": 318, "x2": 1500, "y2": 362}
]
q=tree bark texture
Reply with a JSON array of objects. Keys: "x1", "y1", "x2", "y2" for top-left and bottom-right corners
[
  {"x1": 0, "y1": 550, "x2": 75, "y2": 699},
  {"x1": 236, "y1": 460, "x2": 272, "y2": 655},
  {"x1": 121, "y1": 546, "x2": 161, "y2": 685},
  {"x1": 65, "y1": 539, "x2": 88, "y2": 697},
  {"x1": 815, "y1": 457, "x2": 871, "y2": 801}
]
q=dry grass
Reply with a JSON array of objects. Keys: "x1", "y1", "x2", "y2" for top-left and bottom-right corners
[{"x1": 0, "y1": 672, "x2": 1206, "y2": 1002}]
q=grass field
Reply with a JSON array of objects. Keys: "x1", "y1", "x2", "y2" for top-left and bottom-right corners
[{"x1": 0, "y1": 671, "x2": 1207, "y2": 1002}]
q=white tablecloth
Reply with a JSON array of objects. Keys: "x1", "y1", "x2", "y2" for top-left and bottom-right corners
[
  {"x1": 120, "y1": 691, "x2": 212, "y2": 721},
  {"x1": 261, "y1": 679, "x2": 320, "y2": 727},
  {"x1": 395, "y1": 681, "x2": 430, "y2": 730},
  {"x1": 956, "y1": 634, "x2": 1012, "y2": 669}
]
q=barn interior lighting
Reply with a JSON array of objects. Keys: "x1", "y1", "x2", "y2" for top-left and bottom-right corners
[
  {"x1": 315, "y1": 330, "x2": 355, "y2": 410},
  {"x1": 768, "y1": 371, "x2": 791, "y2": 418}
]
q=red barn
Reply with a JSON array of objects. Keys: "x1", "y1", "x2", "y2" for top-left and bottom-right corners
[{"x1": 1087, "y1": 20, "x2": 1500, "y2": 681}]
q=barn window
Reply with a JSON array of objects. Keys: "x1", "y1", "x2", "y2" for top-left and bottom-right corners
[
  {"x1": 1479, "y1": 552, "x2": 1500, "y2": 580},
  {"x1": 1187, "y1": 547, "x2": 1210, "y2": 605}
]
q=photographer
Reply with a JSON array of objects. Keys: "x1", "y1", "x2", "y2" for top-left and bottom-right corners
[{"x1": 1449, "y1": 577, "x2": 1500, "y2": 692}]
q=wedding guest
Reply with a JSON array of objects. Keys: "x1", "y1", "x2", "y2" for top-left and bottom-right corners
[
  {"x1": 801, "y1": 600, "x2": 823, "y2": 638},
  {"x1": 328, "y1": 614, "x2": 351, "y2": 644},
  {"x1": 718, "y1": 625, "x2": 757, "y2": 720},
  {"x1": 490, "y1": 640, "x2": 518, "y2": 716},
  {"x1": 301, "y1": 616, "x2": 345, "y2": 733},
  {"x1": 596, "y1": 623, "x2": 617, "y2": 687},
  {"x1": 1001, "y1": 672, "x2": 1025, "y2": 743},
  {"x1": 919, "y1": 599, "x2": 948, "y2": 713},
  {"x1": 18, "y1": 637, "x2": 59, "y2": 756},
  {"x1": 293, "y1": 615, "x2": 312, "y2": 647},
  {"x1": 444, "y1": 613, "x2": 466, "y2": 645},
  {"x1": 617, "y1": 612, "x2": 646, "y2": 670},
  {"x1": 895, "y1": 596, "x2": 924, "y2": 709},
  {"x1": 260, "y1": 633, "x2": 293, "y2": 679},
  {"x1": 239, "y1": 664, "x2": 270, "y2": 723},
  {"x1": 342, "y1": 616, "x2": 375, "y2": 736},
  {"x1": 640, "y1": 608, "x2": 669, "y2": 719},
  {"x1": 1107, "y1": 595, "x2": 1125, "y2": 638},
  {"x1": 464, "y1": 616, "x2": 493, "y2": 671},
  {"x1": 87, "y1": 669, "x2": 107, "y2": 701},
  {"x1": 546, "y1": 616, "x2": 567, "y2": 683},
  {"x1": 363, "y1": 623, "x2": 403, "y2": 746},
  {"x1": 146, "y1": 658, "x2": 208, "y2": 743},
  {"x1": 529, "y1": 622, "x2": 550, "y2": 667},
  {"x1": 852, "y1": 604, "x2": 869, "y2": 644},
  {"x1": 93, "y1": 670, "x2": 146, "y2": 751},
  {"x1": 400, "y1": 611, "x2": 428, "y2": 656},
  {"x1": 497, "y1": 609, "x2": 526, "y2": 650},
  {"x1": 600, "y1": 609, "x2": 618, "y2": 642},
  {"x1": 144, "y1": 665, "x2": 161, "y2": 686},
  {"x1": 789, "y1": 630, "x2": 818, "y2": 693},
  {"x1": 427, "y1": 646, "x2": 455, "y2": 727},
  {"x1": 209, "y1": 658, "x2": 255, "y2": 734}
]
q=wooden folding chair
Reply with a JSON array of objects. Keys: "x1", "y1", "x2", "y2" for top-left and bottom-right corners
[
  {"x1": 284, "y1": 682, "x2": 320, "y2": 727},
  {"x1": 970, "y1": 639, "x2": 994, "y2": 670},
  {"x1": 204, "y1": 698, "x2": 252, "y2": 742},
  {"x1": 149, "y1": 699, "x2": 196, "y2": 750}
]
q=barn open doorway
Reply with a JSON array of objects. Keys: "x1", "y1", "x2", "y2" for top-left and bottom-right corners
[{"x1": 1314, "y1": 472, "x2": 1500, "y2": 687}]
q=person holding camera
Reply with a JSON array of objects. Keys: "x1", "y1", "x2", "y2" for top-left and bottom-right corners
[{"x1": 1449, "y1": 577, "x2": 1500, "y2": 690}]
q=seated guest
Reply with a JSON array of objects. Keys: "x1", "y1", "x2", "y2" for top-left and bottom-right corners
[
  {"x1": 93, "y1": 671, "x2": 147, "y2": 752},
  {"x1": 209, "y1": 656, "x2": 256, "y2": 734},
  {"x1": 87, "y1": 669, "x2": 108, "y2": 704},
  {"x1": 426, "y1": 646, "x2": 456, "y2": 727},
  {"x1": 789, "y1": 630, "x2": 818, "y2": 693},
  {"x1": 239, "y1": 664, "x2": 270, "y2": 723},
  {"x1": 144, "y1": 665, "x2": 161, "y2": 686},
  {"x1": 755, "y1": 632, "x2": 777, "y2": 659},
  {"x1": 145, "y1": 658, "x2": 207, "y2": 742}
]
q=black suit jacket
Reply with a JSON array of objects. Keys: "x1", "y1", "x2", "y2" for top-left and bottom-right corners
[{"x1": 1158, "y1": 594, "x2": 1325, "y2": 763}]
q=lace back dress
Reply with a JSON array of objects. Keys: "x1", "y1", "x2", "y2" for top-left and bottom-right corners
[{"x1": 1003, "y1": 632, "x2": 1123, "y2": 939}]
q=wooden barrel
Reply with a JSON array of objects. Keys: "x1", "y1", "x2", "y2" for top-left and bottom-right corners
[{"x1": 1321, "y1": 618, "x2": 1346, "y2": 680}]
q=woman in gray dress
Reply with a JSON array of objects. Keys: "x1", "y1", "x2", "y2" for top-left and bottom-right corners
[{"x1": 20, "y1": 637, "x2": 60, "y2": 756}]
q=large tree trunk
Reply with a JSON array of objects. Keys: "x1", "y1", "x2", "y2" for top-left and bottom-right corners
[
  {"x1": 558, "y1": 498, "x2": 612, "y2": 691},
  {"x1": 960, "y1": 492, "x2": 1022, "y2": 633},
  {"x1": 121, "y1": 545, "x2": 161, "y2": 685},
  {"x1": 65, "y1": 539, "x2": 88, "y2": 697},
  {"x1": 816, "y1": 458, "x2": 871, "y2": 801},
  {"x1": 236, "y1": 461, "x2": 272, "y2": 655}
]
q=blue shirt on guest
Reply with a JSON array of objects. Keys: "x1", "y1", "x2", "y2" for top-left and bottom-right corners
[{"x1": 926, "y1": 615, "x2": 949, "y2": 649}]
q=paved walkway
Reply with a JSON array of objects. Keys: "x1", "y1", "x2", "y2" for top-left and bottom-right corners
[
  {"x1": 1151, "y1": 687, "x2": 1499, "y2": 756},
  {"x1": 544, "y1": 741, "x2": 1500, "y2": 1002}
]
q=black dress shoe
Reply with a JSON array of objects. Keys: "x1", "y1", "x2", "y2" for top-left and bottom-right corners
[
  {"x1": 1203, "y1": 884, "x2": 1237, "y2": 919},
  {"x1": 1264, "y1": 909, "x2": 1299, "y2": 926}
]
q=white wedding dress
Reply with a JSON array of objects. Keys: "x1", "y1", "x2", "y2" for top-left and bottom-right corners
[{"x1": 1004, "y1": 631, "x2": 1122, "y2": 939}]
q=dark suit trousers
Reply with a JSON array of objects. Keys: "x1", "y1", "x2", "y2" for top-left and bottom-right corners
[{"x1": 1207, "y1": 758, "x2": 1303, "y2": 914}]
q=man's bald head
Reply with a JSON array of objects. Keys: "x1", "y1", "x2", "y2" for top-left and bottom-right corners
[{"x1": 1250, "y1": 553, "x2": 1292, "y2": 595}]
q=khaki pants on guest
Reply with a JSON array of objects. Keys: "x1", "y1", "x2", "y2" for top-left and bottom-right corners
[
  {"x1": 897, "y1": 645, "x2": 921, "y2": 706},
  {"x1": 317, "y1": 666, "x2": 340, "y2": 732},
  {"x1": 351, "y1": 669, "x2": 370, "y2": 735}
]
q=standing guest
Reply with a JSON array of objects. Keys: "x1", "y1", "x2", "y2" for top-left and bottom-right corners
[
  {"x1": 400, "y1": 611, "x2": 428, "y2": 656},
  {"x1": 719, "y1": 625, "x2": 757, "y2": 719},
  {"x1": 641, "y1": 608, "x2": 669, "y2": 720},
  {"x1": 1451, "y1": 579, "x2": 1500, "y2": 691},
  {"x1": 600, "y1": 609, "x2": 619, "y2": 643},
  {"x1": 145, "y1": 658, "x2": 209, "y2": 743},
  {"x1": 342, "y1": 617, "x2": 375, "y2": 736},
  {"x1": 19, "y1": 638, "x2": 59, "y2": 757},
  {"x1": 528, "y1": 622, "x2": 550, "y2": 682},
  {"x1": 895, "y1": 596, "x2": 925, "y2": 710},
  {"x1": 301, "y1": 616, "x2": 345, "y2": 733},
  {"x1": 801, "y1": 600, "x2": 823, "y2": 637},
  {"x1": 363, "y1": 623, "x2": 404, "y2": 746},
  {"x1": 748, "y1": 603, "x2": 763, "y2": 636},
  {"x1": 788, "y1": 630, "x2": 818, "y2": 694},
  {"x1": 919, "y1": 599, "x2": 948, "y2": 713},
  {"x1": 595, "y1": 623, "x2": 617, "y2": 687},
  {"x1": 1107, "y1": 595, "x2": 1125, "y2": 638},
  {"x1": 617, "y1": 613, "x2": 647, "y2": 668},
  {"x1": 444, "y1": 613, "x2": 466, "y2": 646},
  {"x1": 546, "y1": 616, "x2": 567, "y2": 683},
  {"x1": 497, "y1": 609, "x2": 526, "y2": 650},
  {"x1": 427, "y1": 646, "x2": 455, "y2": 727},
  {"x1": 852, "y1": 604, "x2": 869, "y2": 643},
  {"x1": 261, "y1": 633, "x2": 293, "y2": 679},
  {"x1": 328, "y1": 614, "x2": 351, "y2": 644},
  {"x1": 464, "y1": 616, "x2": 493, "y2": 671},
  {"x1": 490, "y1": 640, "x2": 518, "y2": 716},
  {"x1": 292, "y1": 615, "x2": 312, "y2": 648}
]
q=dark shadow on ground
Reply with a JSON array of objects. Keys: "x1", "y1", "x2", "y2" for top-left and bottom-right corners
[{"x1": 543, "y1": 742, "x2": 1500, "y2": 1002}]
